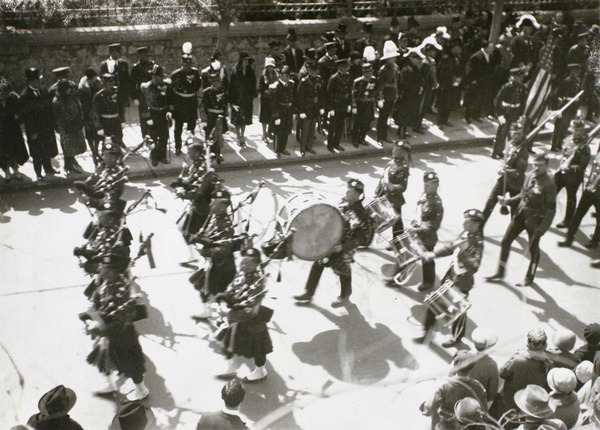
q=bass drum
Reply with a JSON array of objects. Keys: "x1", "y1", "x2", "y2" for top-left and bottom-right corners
[{"x1": 277, "y1": 191, "x2": 344, "y2": 261}]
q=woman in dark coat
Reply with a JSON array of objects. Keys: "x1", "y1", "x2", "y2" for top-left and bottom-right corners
[
  {"x1": 52, "y1": 79, "x2": 87, "y2": 175},
  {"x1": 20, "y1": 67, "x2": 59, "y2": 181},
  {"x1": 0, "y1": 81, "x2": 29, "y2": 182},
  {"x1": 258, "y1": 58, "x2": 279, "y2": 142},
  {"x1": 229, "y1": 52, "x2": 258, "y2": 147}
]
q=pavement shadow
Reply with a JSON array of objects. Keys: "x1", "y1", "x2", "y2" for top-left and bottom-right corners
[
  {"x1": 4, "y1": 186, "x2": 79, "y2": 215},
  {"x1": 292, "y1": 303, "x2": 416, "y2": 385},
  {"x1": 133, "y1": 291, "x2": 177, "y2": 350}
]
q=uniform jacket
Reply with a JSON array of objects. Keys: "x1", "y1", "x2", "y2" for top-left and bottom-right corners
[
  {"x1": 414, "y1": 191, "x2": 444, "y2": 248},
  {"x1": 318, "y1": 54, "x2": 338, "y2": 90},
  {"x1": 352, "y1": 75, "x2": 377, "y2": 106},
  {"x1": 130, "y1": 59, "x2": 155, "y2": 101},
  {"x1": 501, "y1": 140, "x2": 529, "y2": 191},
  {"x1": 511, "y1": 34, "x2": 537, "y2": 68},
  {"x1": 335, "y1": 37, "x2": 351, "y2": 59},
  {"x1": 92, "y1": 88, "x2": 123, "y2": 131},
  {"x1": 436, "y1": 51, "x2": 461, "y2": 91},
  {"x1": 508, "y1": 171, "x2": 557, "y2": 234},
  {"x1": 194, "y1": 213, "x2": 235, "y2": 274},
  {"x1": 375, "y1": 161, "x2": 409, "y2": 210},
  {"x1": 551, "y1": 74, "x2": 581, "y2": 116},
  {"x1": 436, "y1": 230, "x2": 483, "y2": 293},
  {"x1": 140, "y1": 80, "x2": 173, "y2": 120},
  {"x1": 268, "y1": 78, "x2": 295, "y2": 119},
  {"x1": 340, "y1": 200, "x2": 374, "y2": 253},
  {"x1": 585, "y1": 152, "x2": 600, "y2": 195},
  {"x1": 296, "y1": 74, "x2": 323, "y2": 118},
  {"x1": 99, "y1": 57, "x2": 130, "y2": 102},
  {"x1": 327, "y1": 71, "x2": 352, "y2": 111},
  {"x1": 78, "y1": 76, "x2": 103, "y2": 121},
  {"x1": 202, "y1": 85, "x2": 229, "y2": 118},
  {"x1": 282, "y1": 46, "x2": 304, "y2": 74},
  {"x1": 377, "y1": 61, "x2": 399, "y2": 101},
  {"x1": 354, "y1": 37, "x2": 377, "y2": 56},
  {"x1": 494, "y1": 79, "x2": 527, "y2": 122},
  {"x1": 556, "y1": 141, "x2": 591, "y2": 185},
  {"x1": 170, "y1": 67, "x2": 202, "y2": 101}
]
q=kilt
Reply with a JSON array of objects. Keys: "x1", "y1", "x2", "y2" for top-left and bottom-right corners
[{"x1": 217, "y1": 310, "x2": 273, "y2": 359}]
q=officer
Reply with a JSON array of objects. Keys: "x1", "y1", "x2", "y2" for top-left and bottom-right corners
[
  {"x1": 375, "y1": 141, "x2": 410, "y2": 243},
  {"x1": 140, "y1": 64, "x2": 173, "y2": 166},
  {"x1": 269, "y1": 65, "x2": 295, "y2": 158},
  {"x1": 296, "y1": 60, "x2": 323, "y2": 156},
  {"x1": 492, "y1": 66, "x2": 527, "y2": 159},
  {"x1": 554, "y1": 119, "x2": 591, "y2": 229},
  {"x1": 376, "y1": 40, "x2": 400, "y2": 144},
  {"x1": 189, "y1": 188, "x2": 236, "y2": 319},
  {"x1": 482, "y1": 121, "x2": 529, "y2": 225},
  {"x1": 351, "y1": 62, "x2": 377, "y2": 147},
  {"x1": 327, "y1": 58, "x2": 353, "y2": 153},
  {"x1": 415, "y1": 209, "x2": 485, "y2": 347},
  {"x1": 317, "y1": 42, "x2": 338, "y2": 93},
  {"x1": 99, "y1": 43, "x2": 130, "y2": 121},
  {"x1": 93, "y1": 74, "x2": 124, "y2": 148},
  {"x1": 412, "y1": 171, "x2": 444, "y2": 292},
  {"x1": 558, "y1": 134, "x2": 599, "y2": 249},
  {"x1": 395, "y1": 49, "x2": 424, "y2": 139},
  {"x1": 170, "y1": 52, "x2": 202, "y2": 156},
  {"x1": 48, "y1": 66, "x2": 77, "y2": 100},
  {"x1": 130, "y1": 47, "x2": 155, "y2": 138},
  {"x1": 202, "y1": 73, "x2": 228, "y2": 164},
  {"x1": 486, "y1": 152, "x2": 557, "y2": 287},
  {"x1": 294, "y1": 179, "x2": 374, "y2": 308},
  {"x1": 550, "y1": 63, "x2": 582, "y2": 152}
]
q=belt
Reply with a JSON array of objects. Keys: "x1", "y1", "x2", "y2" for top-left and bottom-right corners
[
  {"x1": 501, "y1": 102, "x2": 520, "y2": 108},
  {"x1": 279, "y1": 103, "x2": 292, "y2": 107},
  {"x1": 175, "y1": 91, "x2": 196, "y2": 98},
  {"x1": 100, "y1": 113, "x2": 119, "y2": 119},
  {"x1": 207, "y1": 109, "x2": 224, "y2": 113},
  {"x1": 150, "y1": 106, "x2": 167, "y2": 111}
]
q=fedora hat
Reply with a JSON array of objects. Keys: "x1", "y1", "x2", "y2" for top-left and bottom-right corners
[
  {"x1": 111, "y1": 402, "x2": 155, "y2": 430},
  {"x1": 514, "y1": 385, "x2": 555, "y2": 418},
  {"x1": 38, "y1": 385, "x2": 77, "y2": 418},
  {"x1": 547, "y1": 368, "x2": 577, "y2": 394},
  {"x1": 381, "y1": 40, "x2": 400, "y2": 60}
]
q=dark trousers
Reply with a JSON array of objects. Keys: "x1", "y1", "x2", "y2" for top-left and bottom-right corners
[
  {"x1": 299, "y1": 117, "x2": 316, "y2": 152},
  {"x1": 377, "y1": 96, "x2": 396, "y2": 141},
  {"x1": 149, "y1": 112, "x2": 169, "y2": 162},
  {"x1": 555, "y1": 172, "x2": 582, "y2": 225},
  {"x1": 100, "y1": 118, "x2": 124, "y2": 147},
  {"x1": 566, "y1": 190, "x2": 600, "y2": 243},
  {"x1": 205, "y1": 114, "x2": 225, "y2": 157},
  {"x1": 174, "y1": 118, "x2": 197, "y2": 150},
  {"x1": 274, "y1": 109, "x2": 293, "y2": 153},
  {"x1": 32, "y1": 157, "x2": 55, "y2": 176},
  {"x1": 392, "y1": 208, "x2": 404, "y2": 240},
  {"x1": 83, "y1": 121, "x2": 100, "y2": 164},
  {"x1": 353, "y1": 102, "x2": 375, "y2": 143},
  {"x1": 139, "y1": 104, "x2": 149, "y2": 137},
  {"x1": 328, "y1": 108, "x2": 346, "y2": 149},
  {"x1": 304, "y1": 261, "x2": 352, "y2": 299},
  {"x1": 482, "y1": 177, "x2": 520, "y2": 223},
  {"x1": 492, "y1": 121, "x2": 511, "y2": 158},
  {"x1": 423, "y1": 288, "x2": 468, "y2": 342},
  {"x1": 499, "y1": 212, "x2": 542, "y2": 282},
  {"x1": 421, "y1": 241, "x2": 436, "y2": 286}
]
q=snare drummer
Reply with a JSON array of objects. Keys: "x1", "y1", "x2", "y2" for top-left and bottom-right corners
[
  {"x1": 294, "y1": 179, "x2": 375, "y2": 308},
  {"x1": 375, "y1": 141, "x2": 410, "y2": 243},
  {"x1": 414, "y1": 209, "x2": 484, "y2": 348}
]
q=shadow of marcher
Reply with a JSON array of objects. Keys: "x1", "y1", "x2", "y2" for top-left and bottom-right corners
[
  {"x1": 292, "y1": 303, "x2": 416, "y2": 385},
  {"x1": 133, "y1": 290, "x2": 177, "y2": 350}
]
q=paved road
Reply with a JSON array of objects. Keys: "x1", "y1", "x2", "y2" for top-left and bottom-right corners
[{"x1": 0, "y1": 146, "x2": 598, "y2": 429}]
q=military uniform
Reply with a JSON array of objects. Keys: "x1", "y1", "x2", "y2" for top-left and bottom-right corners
[
  {"x1": 140, "y1": 74, "x2": 173, "y2": 164},
  {"x1": 327, "y1": 67, "x2": 352, "y2": 151},
  {"x1": 550, "y1": 71, "x2": 581, "y2": 151},
  {"x1": 78, "y1": 73, "x2": 103, "y2": 165},
  {"x1": 130, "y1": 55, "x2": 155, "y2": 137},
  {"x1": 376, "y1": 61, "x2": 399, "y2": 142},
  {"x1": 269, "y1": 75, "x2": 295, "y2": 156},
  {"x1": 436, "y1": 49, "x2": 462, "y2": 126},
  {"x1": 202, "y1": 79, "x2": 228, "y2": 162},
  {"x1": 92, "y1": 86, "x2": 124, "y2": 145},
  {"x1": 554, "y1": 137, "x2": 591, "y2": 226},
  {"x1": 176, "y1": 170, "x2": 220, "y2": 241},
  {"x1": 394, "y1": 60, "x2": 423, "y2": 137},
  {"x1": 351, "y1": 71, "x2": 377, "y2": 146},
  {"x1": 492, "y1": 77, "x2": 527, "y2": 158},
  {"x1": 99, "y1": 54, "x2": 130, "y2": 120},
  {"x1": 317, "y1": 53, "x2": 338, "y2": 95},
  {"x1": 296, "y1": 71, "x2": 323, "y2": 154},
  {"x1": 170, "y1": 63, "x2": 202, "y2": 152},
  {"x1": 562, "y1": 152, "x2": 600, "y2": 247}
]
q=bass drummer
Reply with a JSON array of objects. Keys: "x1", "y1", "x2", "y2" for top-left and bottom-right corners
[
  {"x1": 414, "y1": 209, "x2": 484, "y2": 348},
  {"x1": 294, "y1": 179, "x2": 375, "y2": 308}
]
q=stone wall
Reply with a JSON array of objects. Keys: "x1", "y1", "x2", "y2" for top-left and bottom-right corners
[{"x1": 0, "y1": 10, "x2": 596, "y2": 92}]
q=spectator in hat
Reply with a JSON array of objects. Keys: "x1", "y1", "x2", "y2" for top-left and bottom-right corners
[
  {"x1": 0, "y1": 80, "x2": 28, "y2": 183},
  {"x1": 376, "y1": 40, "x2": 400, "y2": 143},
  {"x1": 27, "y1": 385, "x2": 83, "y2": 430},
  {"x1": 420, "y1": 350, "x2": 488, "y2": 430},
  {"x1": 52, "y1": 77, "x2": 87, "y2": 175},
  {"x1": 201, "y1": 49, "x2": 229, "y2": 93},
  {"x1": 489, "y1": 328, "x2": 553, "y2": 419},
  {"x1": 575, "y1": 324, "x2": 600, "y2": 363},
  {"x1": 467, "y1": 327, "x2": 500, "y2": 405},
  {"x1": 348, "y1": 51, "x2": 363, "y2": 81},
  {"x1": 492, "y1": 65, "x2": 527, "y2": 159},
  {"x1": 297, "y1": 48, "x2": 317, "y2": 81},
  {"x1": 196, "y1": 379, "x2": 249, "y2": 429},
  {"x1": 267, "y1": 40, "x2": 286, "y2": 70},
  {"x1": 325, "y1": 58, "x2": 352, "y2": 153},
  {"x1": 99, "y1": 43, "x2": 130, "y2": 120},
  {"x1": 93, "y1": 73, "x2": 124, "y2": 151},
  {"x1": 464, "y1": 41, "x2": 496, "y2": 124},
  {"x1": 513, "y1": 385, "x2": 567, "y2": 430},
  {"x1": 418, "y1": 42, "x2": 441, "y2": 130},
  {"x1": 351, "y1": 62, "x2": 377, "y2": 147},
  {"x1": 394, "y1": 49, "x2": 424, "y2": 139},
  {"x1": 140, "y1": 64, "x2": 173, "y2": 166},
  {"x1": 283, "y1": 29, "x2": 304, "y2": 74},
  {"x1": 335, "y1": 22, "x2": 351, "y2": 60},
  {"x1": 110, "y1": 402, "x2": 155, "y2": 430},
  {"x1": 318, "y1": 41, "x2": 339, "y2": 94},
  {"x1": 19, "y1": 67, "x2": 58, "y2": 180},
  {"x1": 316, "y1": 30, "x2": 337, "y2": 60},
  {"x1": 548, "y1": 368, "x2": 580, "y2": 428},
  {"x1": 547, "y1": 329, "x2": 581, "y2": 369},
  {"x1": 258, "y1": 57, "x2": 279, "y2": 143},
  {"x1": 435, "y1": 37, "x2": 462, "y2": 129},
  {"x1": 296, "y1": 59, "x2": 323, "y2": 156},
  {"x1": 230, "y1": 51, "x2": 257, "y2": 148},
  {"x1": 354, "y1": 22, "x2": 377, "y2": 57},
  {"x1": 567, "y1": 32, "x2": 589, "y2": 67},
  {"x1": 294, "y1": 179, "x2": 374, "y2": 308},
  {"x1": 406, "y1": 16, "x2": 422, "y2": 48},
  {"x1": 78, "y1": 68, "x2": 103, "y2": 166},
  {"x1": 130, "y1": 47, "x2": 155, "y2": 137},
  {"x1": 268, "y1": 65, "x2": 295, "y2": 158},
  {"x1": 170, "y1": 50, "x2": 202, "y2": 156}
]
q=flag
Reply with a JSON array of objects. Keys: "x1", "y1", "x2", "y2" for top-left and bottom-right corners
[{"x1": 523, "y1": 32, "x2": 556, "y2": 131}]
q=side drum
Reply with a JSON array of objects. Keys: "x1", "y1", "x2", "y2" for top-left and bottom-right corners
[
  {"x1": 424, "y1": 279, "x2": 471, "y2": 326},
  {"x1": 365, "y1": 196, "x2": 399, "y2": 233}
]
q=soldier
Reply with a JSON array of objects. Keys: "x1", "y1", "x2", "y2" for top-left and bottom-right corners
[
  {"x1": 482, "y1": 122, "x2": 529, "y2": 225},
  {"x1": 78, "y1": 68, "x2": 103, "y2": 166},
  {"x1": 99, "y1": 43, "x2": 130, "y2": 121},
  {"x1": 202, "y1": 73, "x2": 228, "y2": 164},
  {"x1": 294, "y1": 179, "x2": 374, "y2": 308},
  {"x1": 93, "y1": 74, "x2": 124, "y2": 148},
  {"x1": 351, "y1": 62, "x2": 377, "y2": 147},
  {"x1": 376, "y1": 40, "x2": 400, "y2": 144},
  {"x1": 395, "y1": 49, "x2": 424, "y2": 139},
  {"x1": 550, "y1": 64, "x2": 582, "y2": 152},
  {"x1": 415, "y1": 209, "x2": 484, "y2": 347},
  {"x1": 492, "y1": 66, "x2": 527, "y2": 159},
  {"x1": 354, "y1": 22, "x2": 377, "y2": 57},
  {"x1": 48, "y1": 66, "x2": 77, "y2": 100},
  {"x1": 215, "y1": 248, "x2": 273, "y2": 382},
  {"x1": 412, "y1": 171, "x2": 444, "y2": 292},
  {"x1": 201, "y1": 49, "x2": 229, "y2": 93},
  {"x1": 188, "y1": 189, "x2": 236, "y2": 319},
  {"x1": 558, "y1": 136, "x2": 599, "y2": 249},
  {"x1": 327, "y1": 58, "x2": 353, "y2": 153},
  {"x1": 269, "y1": 65, "x2": 295, "y2": 158},
  {"x1": 130, "y1": 47, "x2": 155, "y2": 138},
  {"x1": 170, "y1": 52, "x2": 202, "y2": 156},
  {"x1": 554, "y1": 119, "x2": 592, "y2": 229},
  {"x1": 296, "y1": 60, "x2": 323, "y2": 156},
  {"x1": 19, "y1": 67, "x2": 58, "y2": 181},
  {"x1": 486, "y1": 152, "x2": 557, "y2": 287},
  {"x1": 375, "y1": 141, "x2": 410, "y2": 243},
  {"x1": 318, "y1": 42, "x2": 338, "y2": 92},
  {"x1": 140, "y1": 64, "x2": 173, "y2": 167}
]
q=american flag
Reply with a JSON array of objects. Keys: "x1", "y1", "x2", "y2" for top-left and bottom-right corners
[{"x1": 523, "y1": 32, "x2": 555, "y2": 132}]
